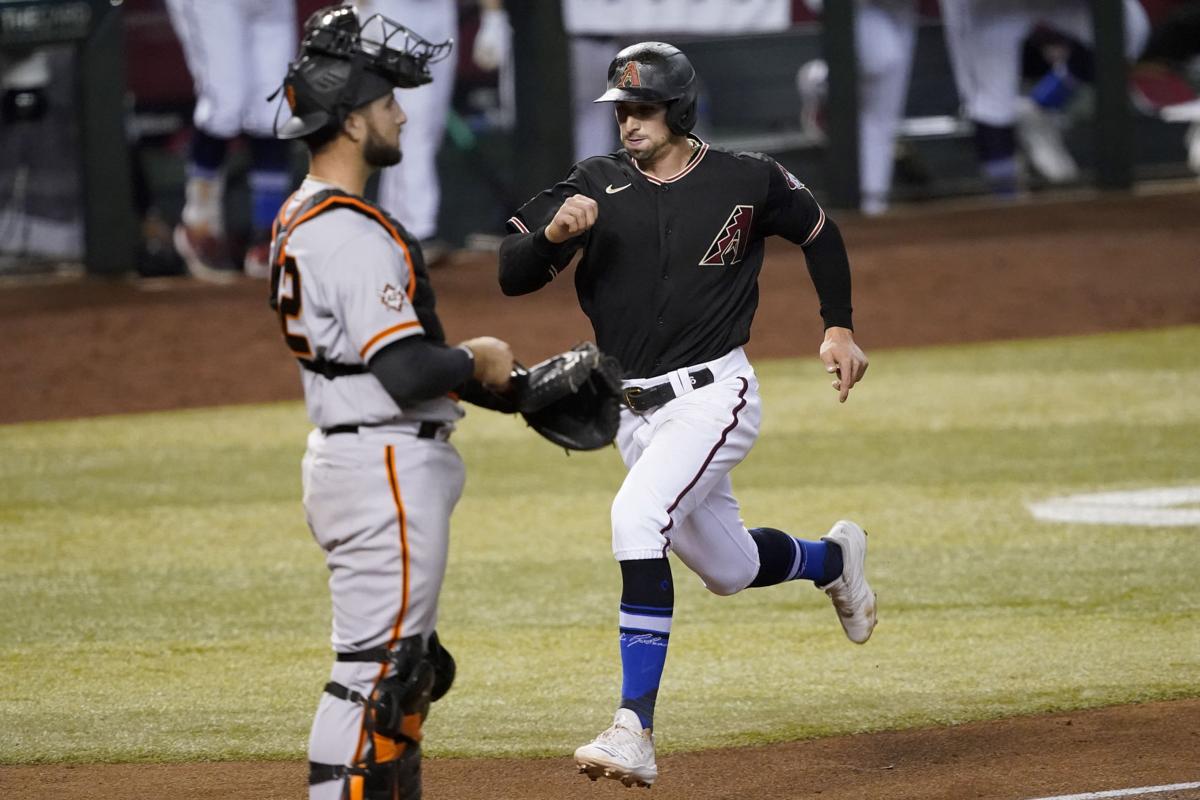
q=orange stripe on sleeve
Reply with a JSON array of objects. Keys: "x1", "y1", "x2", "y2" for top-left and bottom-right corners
[{"x1": 359, "y1": 320, "x2": 422, "y2": 359}]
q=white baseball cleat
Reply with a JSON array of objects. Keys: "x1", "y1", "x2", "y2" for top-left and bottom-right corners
[
  {"x1": 820, "y1": 520, "x2": 877, "y2": 644},
  {"x1": 574, "y1": 708, "x2": 657, "y2": 788},
  {"x1": 1015, "y1": 98, "x2": 1079, "y2": 184}
]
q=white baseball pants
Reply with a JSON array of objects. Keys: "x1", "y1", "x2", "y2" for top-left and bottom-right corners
[
  {"x1": 612, "y1": 347, "x2": 764, "y2": 597},
  {"x1": 164, "y1": 0, "x2": 296, "y2": 139},
  {"x1": 354, "y1": 0, "x2": 459, "y2": 241},
  {"x1": 301, "y1": 427, "x2": 464, "y2": 799}
]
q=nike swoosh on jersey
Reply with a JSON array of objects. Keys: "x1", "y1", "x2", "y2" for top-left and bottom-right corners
[{"x1": 605, "y1": 183, "x2": 632, "y2": 194}]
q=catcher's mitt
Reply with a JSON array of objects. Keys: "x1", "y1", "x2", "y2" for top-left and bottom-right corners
[{"x1": 512, "y1": 342, "x2": 623, "y2": 451}]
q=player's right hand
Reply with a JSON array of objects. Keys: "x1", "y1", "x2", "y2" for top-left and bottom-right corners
[
  {"x1": 544, "y1": 195, "x2": 598, "y2": 243},
  {"x1": 462, "y1": 336, "x2": 514, "y2": 390}
]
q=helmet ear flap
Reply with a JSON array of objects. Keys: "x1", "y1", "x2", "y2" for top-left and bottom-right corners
[{"x1": 665, "y1": 84, "x2": 698, "y2": 135}]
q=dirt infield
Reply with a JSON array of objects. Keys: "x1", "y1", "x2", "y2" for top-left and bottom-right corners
[
  {"x1": 2, "y1": 700, "x2": 1199, "y2": 800},
  {"x1": 2, "y1": 186, "x2": 1199, "y2": 798},
  {"x1": 3, "y1": 186, "x2": 1200, "y2": 424}
]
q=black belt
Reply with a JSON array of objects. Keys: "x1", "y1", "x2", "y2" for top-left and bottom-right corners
[
  {"x1": 336, "y1": 647, "x2": 392, "y2": 662},
  {"x1": 322, "y1": 420, "x2": 448, "y2": 439},
  {"x1": 622, "y1": 367, "x2": 714, "y2": 412},
  {"x1": 297, "y1": 356, "x2": 368, "y2": 379}
]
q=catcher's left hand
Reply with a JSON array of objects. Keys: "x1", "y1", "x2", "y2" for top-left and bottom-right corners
[{"x1": 511, "y1": 342, "x2": 623, "y2": 451}]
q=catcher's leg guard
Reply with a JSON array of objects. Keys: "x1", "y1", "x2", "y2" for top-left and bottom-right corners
[
  {"x1": 312, "y1": 634, "x2": 451, "y2": 799},
  {"x1": 307, "y1": 750, "x2": 421, "y2": 800}
]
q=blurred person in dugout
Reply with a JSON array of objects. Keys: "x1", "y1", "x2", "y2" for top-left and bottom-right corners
[
  {"x1": 1128, "y1": 0, "x2": 1200, "y2": 175},
  {"x1": 797, "y1": 0, "x2": 926, "y2": 217},
  {"x1": 563, "y1": 0, "x2": 793, "y2": 162},
  {"x1": 350, "y1": 0, "x2": 511, "y2": 265},
  {"x1": 938, "y1": 0, "x2": 1149, "y2": 196},
  {"x1": 165, "y1": 0, "x2": 298, "y2": 281}
]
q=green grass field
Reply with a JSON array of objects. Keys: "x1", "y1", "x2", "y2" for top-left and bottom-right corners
[{"x1": 2, "y1": 326, "x2": 1198, "y2": 765}]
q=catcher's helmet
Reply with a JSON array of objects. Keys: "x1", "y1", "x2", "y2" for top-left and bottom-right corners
[
  {"x1": 274, "y1": 5, "x2": 452, "y2": 140},
  {"x1": 594, "y1": 41, "x2": 698, "y2": 136}
]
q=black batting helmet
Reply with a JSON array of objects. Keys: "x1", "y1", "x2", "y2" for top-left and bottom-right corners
[
  {"x1": 273, "y1": 5, "x2": 452, "y2": 140},
  {"x1": 594, "y1": 41, "x2": 698, "y2": 136}
]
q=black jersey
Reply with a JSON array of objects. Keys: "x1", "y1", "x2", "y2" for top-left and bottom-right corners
[{"x1": 504, "y1": 136, "x2": 852, "y2": 378}]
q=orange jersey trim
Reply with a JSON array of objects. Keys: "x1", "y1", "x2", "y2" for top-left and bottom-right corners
[
  {"x1": 359, "y1": 320, "x2": 422, "y2": 360},
  {"x1": 290, "y1": 196, "x2": 418, "y2": 301},
  {"x1": 274, "y1": 190, "x2": 303, "y2": 233}
]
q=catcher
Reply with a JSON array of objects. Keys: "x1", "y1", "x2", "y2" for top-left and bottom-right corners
[{"x1": 266, "y1": 7, "x2": 616, "y2": 800}]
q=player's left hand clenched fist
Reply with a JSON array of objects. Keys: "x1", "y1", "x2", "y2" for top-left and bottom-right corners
[
  {"x1": 819, "y1": 326, "x2": 868, "y2": 403},
  {"x1": 545, "y1": 195, "x2": 598, "y2": 243}
]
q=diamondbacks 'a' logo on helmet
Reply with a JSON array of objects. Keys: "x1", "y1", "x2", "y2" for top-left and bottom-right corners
[
  {"x1": 700, "y1": 205, "x2": 754, "y2": 266},
  {"x1": 617, "y1": 61, "x2": 641, "y2": 89}
]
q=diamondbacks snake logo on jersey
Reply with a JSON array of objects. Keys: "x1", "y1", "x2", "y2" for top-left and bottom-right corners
[{"x1": 700, "y1": 205, "x2": 754, "y2": 266}]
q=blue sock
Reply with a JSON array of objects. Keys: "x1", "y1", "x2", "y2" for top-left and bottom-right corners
[
  {"x1": 248, "y1": 170, "x2": 291, "y2": 239},
  {"x1": 248, "y1": 136, "x2": 293, "y2": 239},
  {"x1": 748, "y1": 527, "x2": 842, "y2": 587},
  {"x1": 981, "y1": 158, "x2": 1019, "y2": 197},
  {"x1": 618, "y1": 558, "x2": 673, "y2": 730}
]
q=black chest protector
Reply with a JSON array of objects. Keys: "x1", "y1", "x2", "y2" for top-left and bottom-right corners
[{"x1": 267, "y1": 188, "x2": 444, "y2": 378}]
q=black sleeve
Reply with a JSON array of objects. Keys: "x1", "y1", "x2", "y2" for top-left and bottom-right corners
[
  {"x1": 498, "y1": 225, "x2": 583, "y2": 296},
  {"x1": 368, "y1": 336, "x2": 474, "y2": 408},
  {"x1": 755, "y1": 155, "x2": 827, "y2": 246},
  {"x1": 801, "y1": 216, "x2": 854, "y2": 330},
  {"x1": 456, "y1": 378, "x2": 518, "y2": 413},
  {"x1": 499, "y1": 164, "x2": 592, "y2": 295}
]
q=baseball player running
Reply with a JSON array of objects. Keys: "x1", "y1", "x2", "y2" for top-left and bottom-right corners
[
  {"x1": 269, "y1": 7, "x2": 514, "y2": 798},
  {"x1": 498, "y1": 42, "x2": 876, "y2": 788}
]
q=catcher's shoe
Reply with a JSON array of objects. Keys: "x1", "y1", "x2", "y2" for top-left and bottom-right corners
[
  {"x1": 574, "y1": 708, "x2": 657, "y2": 788},
  {"x1": 820, "y1": 520, "x2": 877, "y2": 644}
]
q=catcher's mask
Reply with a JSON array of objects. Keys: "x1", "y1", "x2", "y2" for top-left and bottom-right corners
[
  {"x1": 272, "y1": 4, "x2": 452, "y2": 140},
  {"x1": 594, "y1": 41, "x2": 698, "y2": 136}
]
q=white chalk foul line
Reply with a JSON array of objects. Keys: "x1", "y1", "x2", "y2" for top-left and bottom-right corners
[
  {"x1": 1025, "y1": 781, "x2": 1200, "y2": 800},
  {"x1": 1027, "y1": 486, "x2": 1200, "y2": 527}
]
